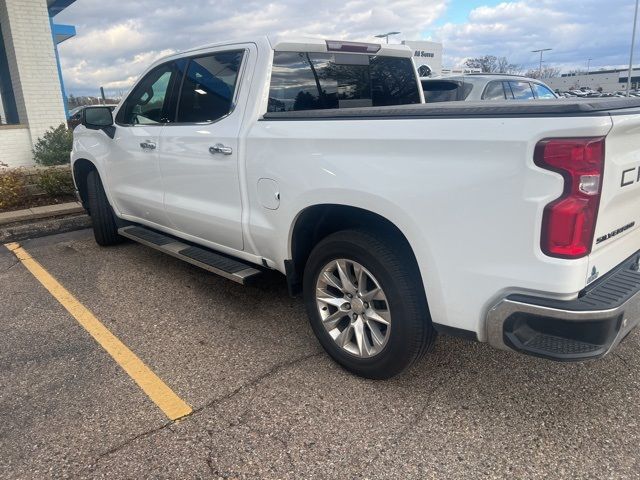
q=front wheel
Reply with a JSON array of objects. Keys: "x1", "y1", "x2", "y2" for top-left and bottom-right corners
[
  {"x1": 86, "y1": 170, "x2": 123, "y2": 246},
  {"x1": 303, "y1": 229, "x2": 435, "y2": 379}
]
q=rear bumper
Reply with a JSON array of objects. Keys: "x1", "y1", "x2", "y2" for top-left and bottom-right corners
[{"x1": 486, "y1": 251, "x2": 640, "y2": 361}]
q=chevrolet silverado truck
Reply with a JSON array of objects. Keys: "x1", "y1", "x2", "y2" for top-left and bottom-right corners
[{"x1": 72, "y1": 36, "x2": 640, "y2": 379}]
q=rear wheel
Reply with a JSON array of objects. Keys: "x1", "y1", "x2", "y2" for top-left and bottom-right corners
[
  {"x1": 303, "y1": 229, "x2": 435, "y2": 379},
  {"x1": 86, "y1": 170, "x2": 122, "y2": 246}
]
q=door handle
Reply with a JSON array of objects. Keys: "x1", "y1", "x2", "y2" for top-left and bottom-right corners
[
  {"x1": 139, "y1": 141, "x2": 156, "y2": 150},
  {"x1": 209, "y1": 143, "x2": 233, "y2": 155}
]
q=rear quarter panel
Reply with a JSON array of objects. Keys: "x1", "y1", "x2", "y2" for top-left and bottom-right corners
[{"x1": 245, "y1": 115, "x2": 613, "y2": 339}]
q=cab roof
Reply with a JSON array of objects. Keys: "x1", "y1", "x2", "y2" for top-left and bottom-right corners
[
  {"x1": 267, "y1": 35, "x2": 413, "y2": 58},
  {"x1": 178, "y1": 35, "x2": 412, "y2": 58}
]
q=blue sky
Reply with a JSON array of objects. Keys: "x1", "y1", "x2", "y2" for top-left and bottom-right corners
[
  {"x1": 55, "y1": 0, "x2": 637, "y2": 97},
  {"x1": 438, "y1": 0, "x2": 504, "y2": 24}
]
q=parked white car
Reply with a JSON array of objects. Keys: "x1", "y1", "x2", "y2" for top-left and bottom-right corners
[
  {"x1": 72, "y1": 36, "x2": 640, "y2": 378},
  {"x1": 421, "y1": 74, "x2": 557, "y2": 102}
]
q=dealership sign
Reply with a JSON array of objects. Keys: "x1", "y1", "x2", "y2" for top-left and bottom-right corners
[{"x1": 414, "y1": 50, "x2": 435, "y2": 58}]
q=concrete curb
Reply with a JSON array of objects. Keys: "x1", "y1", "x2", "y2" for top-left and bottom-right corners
[
  {"x1": 0, "y1": 202, "x2": 91, "y2": 243},
  {"x1": 0, "y1": 213, "x2": 91, "y2": 243},
  {"x1": 0, "y1": 202, "x2": 84, "y2": 226}
]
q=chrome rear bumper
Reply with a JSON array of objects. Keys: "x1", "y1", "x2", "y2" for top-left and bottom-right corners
[{"x1": 486, "y1": 252, "x2": 640, "y2": 361}]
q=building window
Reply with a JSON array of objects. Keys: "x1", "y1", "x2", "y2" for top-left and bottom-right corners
[{"x1": 0, "y1": 24, "x2": 19, "y2": 125}]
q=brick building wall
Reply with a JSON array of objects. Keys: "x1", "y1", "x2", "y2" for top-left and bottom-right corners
[{"x1": 0, "y1": 125, "x2": 32, "y2": 166}]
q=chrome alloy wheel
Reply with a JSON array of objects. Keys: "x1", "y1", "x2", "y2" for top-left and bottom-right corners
[{"x1": 315, "y1": 259, "x2": 391, "y2": 358}]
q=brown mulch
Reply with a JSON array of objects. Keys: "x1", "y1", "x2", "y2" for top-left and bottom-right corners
[{"x1": 0, "y1": 194, "x2": 76, "y2": 213}]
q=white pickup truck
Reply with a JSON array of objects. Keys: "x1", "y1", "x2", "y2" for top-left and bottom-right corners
[{"x1": 72, "y1": 36, "x2": 640, "y2": 379}]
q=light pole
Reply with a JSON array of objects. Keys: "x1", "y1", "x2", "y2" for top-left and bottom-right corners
[
  {"x1": 374, "y1": 31, "x2": 401, "y2": 44},
  {"x1": 532, "y1": 48, "x2": 552, "y2": 77},
  {"x1": 587, "y1": 58, "x2": 592, "y2": 74},
  {"x1": 627, "y1": 0, "x2": 640, "y2": 96}
]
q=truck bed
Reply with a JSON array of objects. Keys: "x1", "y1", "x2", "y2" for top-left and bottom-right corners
[{"x1": 263, "y1": 98, "x2": 640, "y2": 120}]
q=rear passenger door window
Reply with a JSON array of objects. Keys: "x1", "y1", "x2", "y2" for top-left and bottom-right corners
[
  {"x1": 482, "y1": 81, "x2": 506, "y2": 100},
  {"x1": 176, "y1": 50, "x2": 244, "y2": 123},
  {"x1": 508, "y1": 81, "x2": 535, "y2": 100}
]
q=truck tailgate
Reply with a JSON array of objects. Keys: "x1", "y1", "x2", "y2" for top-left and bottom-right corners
[{"x1": 589, "y1": 110, "x2": 640, "y2": 283}]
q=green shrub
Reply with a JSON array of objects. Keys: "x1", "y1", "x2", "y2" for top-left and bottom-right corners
[
  {"x1": 36, "y1": 167, "x2": 75, "y2": 197},
  {"x1": 32, "y1": 124, "x2": 73, "y2": 166},
  {"x1": 0, "y1": 168, "x2": 27, "y2": 210}
]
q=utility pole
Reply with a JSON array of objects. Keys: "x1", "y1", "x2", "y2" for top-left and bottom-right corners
[
  {"x1": 374, "y1": 32, "x2": 400, "y2": 44},
  {"x1": 587, "y1": 58, "x2": 592, "y2": 74},
  {"x1": 627, "y1": 0, "x2": 640, "y2": 96},
  {"x1": 532, "y1": 48, "x2": 552, "y2": 77}
]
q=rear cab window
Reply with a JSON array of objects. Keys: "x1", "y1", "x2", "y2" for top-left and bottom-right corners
[{"x1": 267, "y1": 51, "x2": 421, "y2": 112}]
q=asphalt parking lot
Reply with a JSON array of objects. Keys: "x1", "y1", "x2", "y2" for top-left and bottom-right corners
[{"x1": 2, "y1": 229, "x2": 640, "y2": 479}]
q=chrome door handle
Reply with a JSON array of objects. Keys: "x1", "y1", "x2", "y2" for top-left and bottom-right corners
[
  {"x1": 139, "y1": 141, "x2": 156, "y2": 150},
  {"x1": 209, "y1": 143, "x2": 233, "y2": 155}
]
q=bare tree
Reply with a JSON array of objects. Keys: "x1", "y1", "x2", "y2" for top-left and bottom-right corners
[
  {"x1": 464, "y1": 55, "x2": 495, "y2": 72},
  {"x1": 66, "y1": 94, "x2": 121, "y2": 110},
  {"x1": 464, "y1": 55, "x2": 522, "y2": 74},
  {"x1": 497, "y1": 57, "x2": 523, "y2": 75},
  {"x1": 525, "y1": 66, "x2": 562, "y2": 79}
]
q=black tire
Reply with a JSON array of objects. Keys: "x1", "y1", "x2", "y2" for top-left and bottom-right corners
[
  {"x1": 86, "y1": 170, "x2": 122, "y2": 246},
  {"x1": 303, "y1": 229, "x2": 436, "y2": 379}
]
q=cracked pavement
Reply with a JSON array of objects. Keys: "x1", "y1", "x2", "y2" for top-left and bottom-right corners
[{"x1": 2, "y1": 229, "x2": 640, "y2": 479}]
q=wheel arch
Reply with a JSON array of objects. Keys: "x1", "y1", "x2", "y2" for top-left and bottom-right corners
[
  {"x1": 286, "y1": 204, "x2": 424, "y2": 297},
  {"x1": 72, "y1": 158, "x2": 97, "y2": 212}
]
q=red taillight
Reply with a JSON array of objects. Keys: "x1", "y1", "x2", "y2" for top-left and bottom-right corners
[{"x1": 534, "y1": 137, "x2": 605, "y2": 259}]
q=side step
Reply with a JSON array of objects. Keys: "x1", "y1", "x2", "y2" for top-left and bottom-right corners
[{"x1": 118, "y1": 226, "x2": 262, "y2": 285}]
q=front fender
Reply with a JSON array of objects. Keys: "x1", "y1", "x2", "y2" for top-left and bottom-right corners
[{"x1": 71, "y1": 127, "x2": 121, "y2": 216}]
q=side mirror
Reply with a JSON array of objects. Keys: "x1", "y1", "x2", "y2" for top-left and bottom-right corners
[{"x1": 82, "y1": 106, "x2": 115, "y2": 138}]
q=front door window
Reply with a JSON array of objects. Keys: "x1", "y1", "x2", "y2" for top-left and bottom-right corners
[{"x1": 116, "y1": 62, "x2": 179, "y2": 125}]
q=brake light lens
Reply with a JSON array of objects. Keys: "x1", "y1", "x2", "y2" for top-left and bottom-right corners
[
  {"x1": 534, "y1": 137, "x2": 605, "y2": 259},
  {"x1": 325, "y1": 40, "x2": 381, "y2": 54}
]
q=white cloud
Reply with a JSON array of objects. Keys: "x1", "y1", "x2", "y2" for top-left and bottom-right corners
[
  {"x1": 56, "y1": 0, "x2": 447, "y2": 96},
  {"x1": 55, "y1": 0, "x2": 637, "y2": 96},
  {"x1": 433, "y1": 0, "x2": 637, "y2": 72}
]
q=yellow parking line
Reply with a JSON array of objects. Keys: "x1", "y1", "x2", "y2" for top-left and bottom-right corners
[{"x1": 5, "y1": 242, "x2": 192, "y2": 421}]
